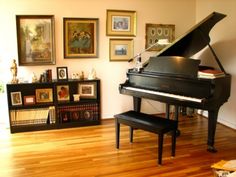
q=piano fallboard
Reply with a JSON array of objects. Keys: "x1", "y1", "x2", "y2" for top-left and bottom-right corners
[
  {"x1": 121, "y1": 73, "x2": 231, "y2": 110},
  {"x1": 127, "y1": 71, "x2": 214, "y2": 99}
]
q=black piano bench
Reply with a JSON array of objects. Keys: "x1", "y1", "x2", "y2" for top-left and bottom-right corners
[{"x1": 114, "y1": 110, "x2": 178, "y2": 165}]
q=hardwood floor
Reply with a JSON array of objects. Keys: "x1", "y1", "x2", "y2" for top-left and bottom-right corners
[{"x1": 0, "y1": 114, "x2": 236, "y2": 177}]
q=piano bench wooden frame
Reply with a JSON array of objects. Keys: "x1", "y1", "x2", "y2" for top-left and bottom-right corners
[{"x1": 114, "y1": 110, "x2": 178, "y2": 165}]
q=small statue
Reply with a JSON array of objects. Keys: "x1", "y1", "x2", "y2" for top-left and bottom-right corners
[
  {"x1": 88, "y1": 68, "x2": 96, "y2": 80},
  {"x1": 10, "y1": 59, "x2": 18, "y2": 84},
  {"x1": 80, "y1": 71, "x2": 84, "y2": 80},
  {"x1": 31, "y1": 73, "x2": 38, "y2": 83}
]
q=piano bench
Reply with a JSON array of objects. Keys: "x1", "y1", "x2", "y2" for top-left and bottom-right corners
[{"x1": 114, "y1": 110, "x2": 178, "y2": 165}]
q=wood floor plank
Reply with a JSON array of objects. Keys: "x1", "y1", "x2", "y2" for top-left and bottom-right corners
[{"x1": 0, "y1": 114, "x2": 236, "y2": 177}]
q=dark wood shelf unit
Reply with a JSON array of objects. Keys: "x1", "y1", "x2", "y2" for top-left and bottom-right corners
[{"x1": 6, "y1": 79, "x2": 101, "y2": 133}]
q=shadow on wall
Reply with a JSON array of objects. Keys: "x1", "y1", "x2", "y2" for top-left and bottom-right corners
[{"x1": 197, "y1": 38, "x2": 236, "y2": 74}]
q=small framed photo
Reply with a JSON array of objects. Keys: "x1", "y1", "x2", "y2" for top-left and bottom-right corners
[
  {"x1": 10, "y1": 92, "x2": 22, "y2": 106},
  {"x1": 106, "y1": 9, "x2": 136, "y2": 36},
  {"x1": 35, "y1": 88, "x2": 53, "y2": 103},
  {"x1": 63, "y1": 18, "x2": 99, "y2": 58},
  {"x1": 109, "y1": 38, "x2": 134, "y2": 61},
  {"x1": 24, "y1": 95, "x2": 35, "y2": 105},
  {"x1": 57, "y1": 67, "x2": 68, "y2": 81},
  {"x1": 145, "y1": 24, "x2": 175, "y2": 51},
  {"x1": 16, "y1": 15, "x2": 55, "y2": 66},
  {"x1": 57, "y1": 85, "x2": 70, "y2": 101},
  {"x1": 78, "y1": 82, "x2": 97, "y2": 99}
]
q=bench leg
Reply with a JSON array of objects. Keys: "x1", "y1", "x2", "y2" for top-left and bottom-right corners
[
  {"x1": 158, "y1": 134, "x2": 164, "y2": 165},
  {"x1": 171, "y1": 130, "x2": 176, "y2": 157},
  {"x1": 115, "y1": 118, "x2": 120, "y2": 149},
  {"x1": 130, "y1": 127, "x2": 133, "y2": 143}
]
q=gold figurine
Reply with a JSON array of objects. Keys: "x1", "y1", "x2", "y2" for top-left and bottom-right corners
[{"x1": 10, "y1": 59, "x2": 18, "y2": 84}]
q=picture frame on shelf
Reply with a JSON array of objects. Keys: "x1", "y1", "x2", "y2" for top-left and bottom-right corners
[
  {"x1": 63, "y1": 18, "x2": 99, "y2": 58},
  {"x1": 109, "y1": 38, "x2": 134, "y2": 61},
  {"x1": 145, "y1": 23, "x2": 175, "y2": 51},
  {"x1": 35, "y1": 88, "x2": 53, "y2": 103},
  {"x1": 23, "y1": 95, "x2": 35, "y2": 105},
  {"x1": 16, "y1": 15, "x2": 55, "y2": 66},
  {"x1": 10, "y1": 92, "x2": 22, "y2": 106},
  {"x1": 57, "y1": 67, "x2": 68, "y2": 81},
  {"x1": 56, "y1": 85, "x2": 70, "y2": 102},
  {"x1": 106, "y1": 9, "x2": 136, "y2": 36},
  {"x1": 78, "y1": 82, "x2": 97, "y2": 99}
]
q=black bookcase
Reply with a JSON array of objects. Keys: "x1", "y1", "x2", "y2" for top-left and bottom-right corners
[{"x1": 6, "y1": 79, "x2": 100, "y2": 133}]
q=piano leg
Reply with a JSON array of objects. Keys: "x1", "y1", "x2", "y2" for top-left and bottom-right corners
[
  {"x1": 174, "y1": 106, "x2": 181, "y2": 136},
  {"x1": 133, "y1": 97, "x2": 141, "y2": 112},
  {"x1": 131, "y1": 97, "x2": 141, "y2": 139},
  {"x1": 207, "y1": 108, "x2": 219, "y2": 153},
  {"x1": 166, "y1": 103, "x2": 170, "y2": 119}
]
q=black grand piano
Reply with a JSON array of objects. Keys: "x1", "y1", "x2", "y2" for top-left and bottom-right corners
[{"x1": 119, "y1": 12, "x2": 231, "y2": 152}]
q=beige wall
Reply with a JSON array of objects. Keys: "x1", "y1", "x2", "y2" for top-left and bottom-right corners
[
  {"x1": 0, "y1": 0, "x2": 196, "y2": 126},
  {"x1": 195, "y1": 0, "x2": 236, "y2": 129}
]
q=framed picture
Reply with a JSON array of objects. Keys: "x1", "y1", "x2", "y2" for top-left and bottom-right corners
[
  {"x1": 16, "y1": 15, "x2": 55, "y2": 66},
  {"x1": 10, "y1": 92, "x2": 22, "y2": 106},
  {"x1": 109, "y1": 38, "x2": 134, "y2": 61},
  {"x1": 106, "y1": 9, "x2": 136, "y2": 36},
  {"x1": 24, "y1": 95, "x2": 35, "y2": 105},
  {"x1": 63, "y1": 18, "x2": 99, "y2": 58},
  {"x1": 35, "y1": 88, "x2": 53, "y2": 103},
  {"x1": 57, "y1": 67, "x2": 68, "y2": 81},
  {"x1": 145, "y1": 24, "x2": 175, "y2": 51},
  {"x1": 78, "y1": 82, "x2": 97, "y2": 99},
  {"x1": 57, "y1": 85, "x2": 70, "y2": 101}
]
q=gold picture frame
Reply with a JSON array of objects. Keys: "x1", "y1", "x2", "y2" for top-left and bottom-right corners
[
  {"x1": 10, "y1": 92, "x2": 22, "y2": 106},
  {"x1": 16, "y1": 15, "x2": 56, "y2": 66},
  {"x1": 145, "y1": 24, "x2": 175, "y2": 51},
  {"x1": 35, "y1": 88, "x2": 53, "y2": 103},
  {"x1": 106, "y1": 9, "x2": 136, "y2": 36},
  {"x1": 109, "y1": 38, "x2": 134, "y2": 61},
  {"x1": 78, "y1": 82, "x2": 97, "y2": 99},
  {"x1": 57, "y1": 85, "x2": 70, "y2": 102},
  {"x1": 63, "y1": 18, "x2": 99, "y2": 58}
]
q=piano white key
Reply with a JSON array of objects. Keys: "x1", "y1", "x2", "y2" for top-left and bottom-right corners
[{"x1": 124, "y1": 86, "x2": 203, "y2": 103}]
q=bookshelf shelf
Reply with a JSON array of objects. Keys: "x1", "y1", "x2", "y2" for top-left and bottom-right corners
[{"x1": 6, "y1": 79, "x2": 101, "y2": 133}]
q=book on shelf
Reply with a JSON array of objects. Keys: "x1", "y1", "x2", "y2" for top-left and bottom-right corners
[
  {"x1": 198, "y1": 69, "x2": 225, "y2": 79},
  {"x1": 10, "y1": 106, "x2": 56, "y2": 126}
]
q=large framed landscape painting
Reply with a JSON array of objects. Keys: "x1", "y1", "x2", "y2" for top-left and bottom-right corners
[
  {"x1": 16, "y1": 15, "x2": 55, "y2": 66},
  {"x1": 63, "y1": 18, "x2": 99, "y2": 58}
]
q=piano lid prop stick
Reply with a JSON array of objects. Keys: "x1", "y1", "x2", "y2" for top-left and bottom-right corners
[{"x1": 128, "y1": 39, "x2": 170, "y2": 62}]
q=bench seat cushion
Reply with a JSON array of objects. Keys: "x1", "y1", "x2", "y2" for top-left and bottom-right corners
[{"x1": 114, "y1": 110, "x2": 177, "y2": 134}]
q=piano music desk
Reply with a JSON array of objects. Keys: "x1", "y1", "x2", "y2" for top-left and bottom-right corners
[{"x1": 114, "y1": 110, "x2": 178, "y2": 165}]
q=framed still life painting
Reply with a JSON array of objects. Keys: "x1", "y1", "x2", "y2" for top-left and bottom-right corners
[
  {"x1": 63, "y1": 18, "x2": 99, "y2": 58},
  {"x1": 16, "y1": 15, "x2": 55, "y2": 66}
]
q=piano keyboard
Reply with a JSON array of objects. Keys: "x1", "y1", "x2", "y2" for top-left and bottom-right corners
[{"x1": 124, "y1": 86, "x2": 204, "y2": 103}]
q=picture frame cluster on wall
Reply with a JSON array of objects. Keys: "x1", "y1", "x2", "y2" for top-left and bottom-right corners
[
  {"x1": 15, "y1": 11, "x2": 175, "y2": 65},
  {"x1": 106, "y1": 9, "x2": 136, "y2": 62}
]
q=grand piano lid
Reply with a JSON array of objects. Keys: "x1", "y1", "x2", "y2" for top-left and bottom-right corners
[
  {"x1": 143, "y1": 12, "x2": 226, "y2": 71},
  {"x1": 144, "y1": 56, "x2": 201, "y2": 78}
]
